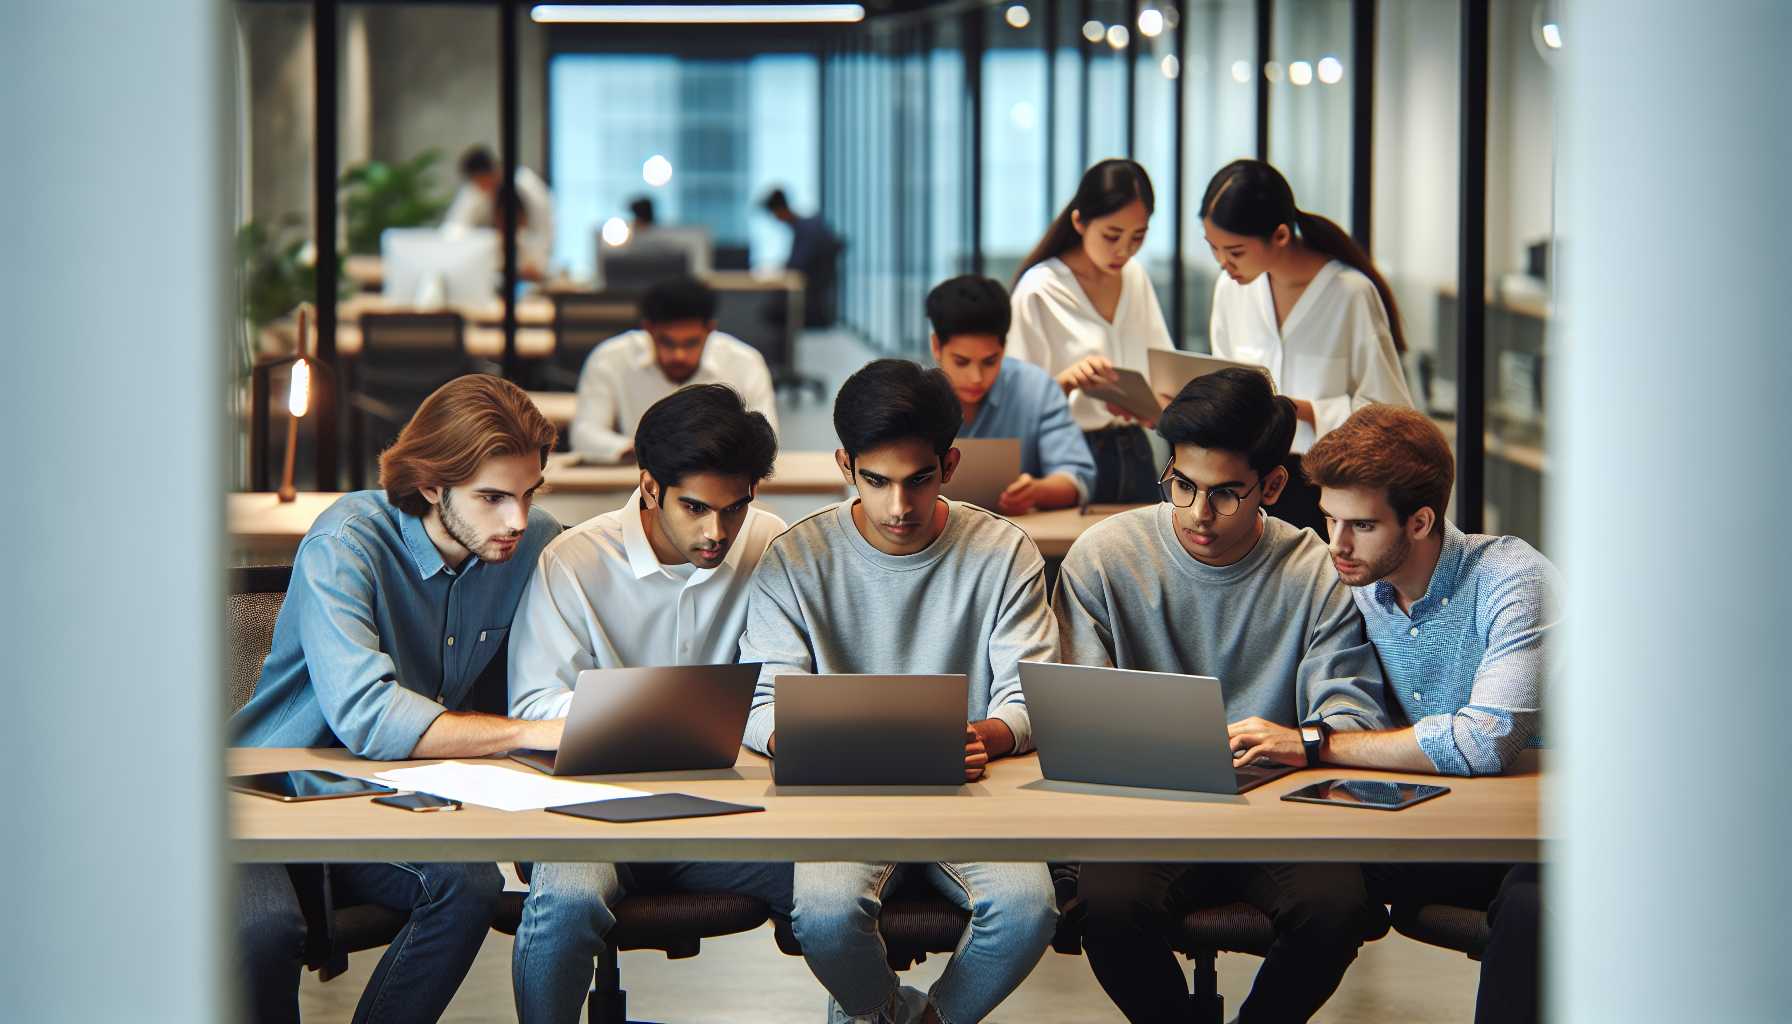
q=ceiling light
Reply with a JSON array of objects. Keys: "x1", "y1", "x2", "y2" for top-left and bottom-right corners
[
  {"x1": 1106, "y1": 24, "x2": 1129, "y2": 49},
  {"x1": 1004, "y1": 4, "x2": 1030, "y2": 29},
  {"x1": 1317, "y1": 55, "x2": 1343, "y2": 84},
  {"x1": 642, "y1": 155, "x2": 673, "y2": 187},
  {"x1": 1082, "y1": 19, "x2": 1105, "y2": 42},
  {"x1": 1289, "y1": 60, "x2": 1313, "y2": 86},
  {"x1": 1137, "y1": 8, "x2": 1164, "y2": 37},
  {"x1": 531, "y1": 4, "x2": 865, "y2": 24}
]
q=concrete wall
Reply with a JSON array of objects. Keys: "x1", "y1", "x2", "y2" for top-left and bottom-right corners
[{"x1": 238, "y1": 3, "x2": 547, "y2": 235}]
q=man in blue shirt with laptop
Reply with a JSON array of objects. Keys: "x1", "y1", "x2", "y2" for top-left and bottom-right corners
[
  {"x1": 231, "y1": 374, "x2": 564, "y2": 1024},
  {"x1": 926, "y1": 274, "x2": 1096, "y2": 515},
  {"x1": 1303, "y1": 403, "x2": 1556, "y2": 1024}
]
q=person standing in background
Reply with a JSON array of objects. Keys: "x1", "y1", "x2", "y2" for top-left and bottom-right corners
[
  {"x1": 445, "y1": 145, "x2": 556, "y2": 283},
  {"x1": 1200, "y1": 158, "x2": 1414, "y2": 532},
  {"x1": 762, "y1": 188, "x2": 842, "y2": 327},
  {"x1": 1008, "y1": 159, "x2": 1173, "y2": 504}
]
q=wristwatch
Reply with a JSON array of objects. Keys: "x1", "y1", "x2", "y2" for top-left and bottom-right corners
[{"x1": 1300, "y1": 721, "x2": 1331, "y2": 768}]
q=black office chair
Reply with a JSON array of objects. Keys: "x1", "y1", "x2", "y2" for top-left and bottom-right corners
[
  {"x1": 498, "y1": 865, "x2": 771, "y2": 1024},
  {"x1": 1389, "y1": 901, "x2": 1490, "y2": 960},
  {"x1": 227, "y1": 565, "x2": 773, "y2": 1021},
  {"x1": 347, "y1": 312, "x2": 491, "y2": 489},
  {"x1": 542, "y1": 291, "x2": 639, "y2": 392},
  {"x1": 227, "y1": 565, "x2": 415, "y2": 980},
  {"x1": 1166, "y1": 900, "x2": 1391, "y2": 1024}
]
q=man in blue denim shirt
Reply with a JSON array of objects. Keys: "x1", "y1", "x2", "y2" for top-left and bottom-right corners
[
  {"x1": 927, "y1": 275, "x2": 1096, "y2": 515},
  {"x1": 232, "y1": 375, "x2": 564, "y2": 1024},
  {"x1": 1304, "y1": 405, "x2": 1555, "y2": 1024}
]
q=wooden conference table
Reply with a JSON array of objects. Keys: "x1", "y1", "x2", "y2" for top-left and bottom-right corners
[{"x1": 230, "y1": 747, "x2": 1542, "y2": 865}]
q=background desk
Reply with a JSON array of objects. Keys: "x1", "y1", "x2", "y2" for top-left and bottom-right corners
[
  {"x1": 230, "y1": 747, "x2": 1542, "y2": 865},
  {"x1": 539, "y1": 450, "x2": 848, "y2": 523},
  {"x1": 230, "y1": 487, "x2": 1139, "y2": 566}
]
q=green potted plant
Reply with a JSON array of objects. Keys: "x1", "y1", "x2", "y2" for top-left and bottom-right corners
[{"x1": 339, "y1": 149, "x2": 452, "y2": 255}]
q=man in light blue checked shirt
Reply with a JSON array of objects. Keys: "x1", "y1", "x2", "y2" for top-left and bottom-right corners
[
  {"x1": 926, "y1": 274, "x2": 1097, "y2": 515},
  {"x1": 1304, "y1": 404, "x2": 1553, "y2": 1024}
]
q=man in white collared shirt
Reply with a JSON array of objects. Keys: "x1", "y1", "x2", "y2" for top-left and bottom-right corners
[
  {"x1": 506, "y1": 384, "x2": 791, "y2": 1024},
  {"x1": 570, "y1": 275, "x2": 779, "y2": 464}
]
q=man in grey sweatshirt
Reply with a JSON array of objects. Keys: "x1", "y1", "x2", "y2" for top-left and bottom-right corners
[
  {"x1": 740, "y1": 359, "x2": 1059, "y2": 1024},
  {"x1": 1056, "y1": 368, "x2": 1392, "y2": 1024}
]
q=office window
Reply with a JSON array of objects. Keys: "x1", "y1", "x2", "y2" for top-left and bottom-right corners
[
  {"x1": 1051, "y1": 0, "x2": 1084, "y2": 217},
  {"x1": 1270, "y1": 0, "x2": 1352, "y2": 224},
  {"x1": 1179, "y1": 0, "x2": 1257, "y2": 349},
  {"x1": 548, "y1": 52, "x2": 819, "y2": 280},
  {"x1": 1133, "y1": 2, "x2": 1179, "y2": 320},
  {"x1": 1085, "y1": 0, "x2": 1129, "y2": 164},
  {"x1": 983, "y1": 3, "x2": 1049, "y2": 284}
]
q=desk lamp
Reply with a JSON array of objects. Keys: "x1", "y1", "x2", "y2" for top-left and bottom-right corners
[{"x1": 278, "y1": 305, "x2": 311, "y2": 503}]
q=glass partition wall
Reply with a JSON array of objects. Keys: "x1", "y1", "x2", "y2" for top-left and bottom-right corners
[{"x1": 237, "y1": 0, "x2": 1549, "y2": 548}]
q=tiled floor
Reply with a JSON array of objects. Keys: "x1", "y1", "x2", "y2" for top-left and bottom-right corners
[
  {"x1": 299, "y1": 907, "x2": 1484, "y2": 1022},
  {"x1": 299, "y1": 330, "x2": 1487, "y2": 1021}
]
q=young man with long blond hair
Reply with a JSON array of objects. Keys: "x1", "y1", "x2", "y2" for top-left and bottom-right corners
[{"x1": 232, "y1": 374, "x2": 564, "y2": 1024}]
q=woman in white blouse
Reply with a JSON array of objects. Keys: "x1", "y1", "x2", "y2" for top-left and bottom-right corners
[
  {"x1": 1201, "y1": 158, "x2": 1415, "y2": 531},
  {"x1": 1009, "y1": 159, "x2": 1173, "y2": 503}
]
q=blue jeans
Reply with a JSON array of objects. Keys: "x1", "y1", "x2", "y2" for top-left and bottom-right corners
[
  {"x1": 236, "y1": 860, "x2": 503, "y2": 1024},
  {"x1": 792, "y1": 861, "x2": 1057, "y2": 1024},
  {"x1": 512, "y1": 860, "x2": 794, "y2": 1024}
]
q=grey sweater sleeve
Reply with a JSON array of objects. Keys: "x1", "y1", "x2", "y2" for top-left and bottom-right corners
[
  {"x1": 737, "y1": 547, "x2": 813, "y2": 755},
  {"x1": 984, "y1": 540, "x2": 1057, "y2": 753},
  {"x1": 1297, "y1": 575, "x2": 1393, "y2": 732},
  {"x1": 1051, "y1": 542, "x2": 1118, "y2": 669}
]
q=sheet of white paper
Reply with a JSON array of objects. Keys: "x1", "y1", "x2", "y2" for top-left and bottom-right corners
[{"x1": 370, "y1": 762, "x2": 650, "y2": 812}]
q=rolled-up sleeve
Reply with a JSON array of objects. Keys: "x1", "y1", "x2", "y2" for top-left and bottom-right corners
[
  {"x1": 1413, "y1": 572, "x2": 1552, "y2": 776},
  {"x1": 1298, "y1": 577, "x2": 1393, "y2": 733},
  {"x1": 293, "y1": 535, "x2": 445, "y2": 759},
  {"x1": 1033, "y1": 374, "x2": 1097, "y2": 502}
]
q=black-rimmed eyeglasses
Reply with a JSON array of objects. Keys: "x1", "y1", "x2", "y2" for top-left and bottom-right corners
[{"x1": 1158, "y1": 463, "x2": 1260, "y2": 516}]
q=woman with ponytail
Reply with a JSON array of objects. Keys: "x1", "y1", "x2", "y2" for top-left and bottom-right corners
[
  {"x1": 1201, "y1": 158, "x2": 1415, "y2": 532},
  {"x1": 1009, "y1": 159, "x2": 1174, "y2": 503}
]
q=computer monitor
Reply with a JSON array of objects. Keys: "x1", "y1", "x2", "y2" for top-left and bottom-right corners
[
  {"x1": 381, "y1": 227, "x2": 498, "y2": 307},
  {"x1": 595, "y1": 224, "x2": 714, "y2": 291},
  {"x1": 598, "y1": 247, "x2": 693, "y2": 296}
]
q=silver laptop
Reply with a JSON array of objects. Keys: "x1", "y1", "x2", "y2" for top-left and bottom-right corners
[
  {"x1": 942, "y1": 437, "x2": 1022, "y2": 511},
  {"x1": 1147, "y1": 348, "x2": 1276, "y2": 406},
  {"x1": 771, "y1": 674, "x2": 968, "y2": 786},
  {"x1": 1020, "y1": 662, "x2": 1299, "y2": 795},
  {"x1": 510, "y1": 663, "x2": 759, "y2": 776}
]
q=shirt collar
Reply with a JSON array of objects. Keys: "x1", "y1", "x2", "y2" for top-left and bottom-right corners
[
  {"x1": 618, "y1": 489, "x2": 668, "y2": 579},
  {"x1": 1369, "y1": 518, "x2": 1467, "y2": 612},
  {"x1": 399, "y1": 508, "x2": 450, "y2": 580},
  {"x1": 617, "y1": 488, "x2": 740, "y2": 581},
  {"x1": 1425, "y1": 519, "x2": 1469, "y2": 603}
]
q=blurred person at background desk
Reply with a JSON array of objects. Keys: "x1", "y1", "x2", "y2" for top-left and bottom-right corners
[{"x1": 445, "y1": 144, "x2": 555, "y2": 283}]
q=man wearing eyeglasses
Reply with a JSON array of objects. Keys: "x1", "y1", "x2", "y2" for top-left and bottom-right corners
[{"x1": 1053, "y1": 367, "x2": 1391, "y2": 1024}]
